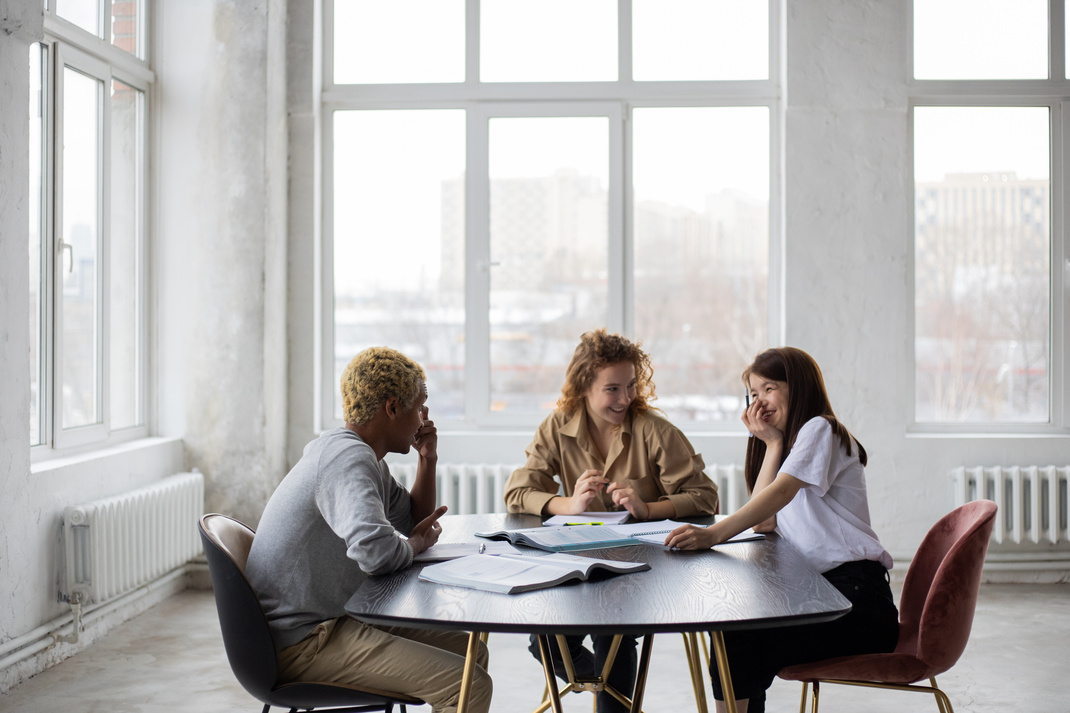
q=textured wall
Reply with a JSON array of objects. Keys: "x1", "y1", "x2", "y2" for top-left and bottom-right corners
[
  {"x1": 0, "y1": 0, "x2": 44, "y2": 657},
  {"x1": 155, "y1": 0, "x2": 289, "y2": 527}
]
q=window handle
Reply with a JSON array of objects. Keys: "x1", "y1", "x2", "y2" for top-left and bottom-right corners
[{"x1": 60, "y1": 241, "x2": 73, "y2": 273}]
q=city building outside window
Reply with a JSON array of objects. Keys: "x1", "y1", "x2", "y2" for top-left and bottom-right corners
[
  {"x1": 912, "y1": 0, "x2": 1066, "y2": 429},
  {"x1": 322, "y1": 0, "x2": 779, "y2": 429}
]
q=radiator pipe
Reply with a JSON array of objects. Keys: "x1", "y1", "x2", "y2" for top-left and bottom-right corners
[{"x1": 0, "y1": 567, "x2": 188, "y2": 672}]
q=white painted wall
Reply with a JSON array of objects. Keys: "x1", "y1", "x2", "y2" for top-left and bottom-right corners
[
  {"x1": 154, "y1": 0, "x2": 290, "y2": 528},
  {"x1": 1, "y1": 0, "x2": 46, "y2": 672}
]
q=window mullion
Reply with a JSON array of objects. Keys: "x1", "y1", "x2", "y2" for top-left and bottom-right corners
[
  {"x1": 466, "y1": 108, "x2": 491, "y2": 424},
  {"x1": 100, "y1": 71, "x2": 112, "y2": 435},
  {"x1": 318, "y1": 108, "x2": 336, "y2": 432},
  {"x1": 466, "y1": 0, "x2": 480, "y2": 86},
  {"x1": 1053, "y1": 0, "x2": 1066, "y2": 81},
  {"x1": 1057, "y1": 100, "x2": 1069, "y2": 428},
  {"x1": 618, "y1": 0, "x2": 633, "y2": 84},
  {"x1": 40, "y1": 43, "x2": 57, "y2": 450},
  {"x1": 609, "y1": 103, "x2": 627, "y2": 335},
  {"x1": 51, "y1": 44, "x2": 68, "y2": 447}
]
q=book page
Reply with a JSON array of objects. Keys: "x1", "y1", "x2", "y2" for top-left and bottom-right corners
[
  {"x1": 517, "y1": 525, "x2": 633, "y2": 549},
  {"x1": 420, "y1": 554, "x2": 566, "y2": 590},
  {"x1": 499, "y1": 552, "x2": 647, "y2": 575}
]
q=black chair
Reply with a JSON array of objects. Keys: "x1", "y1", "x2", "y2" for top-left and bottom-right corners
[{"x1": 199, "y1": 513, "x2": 422, "y2": 713}]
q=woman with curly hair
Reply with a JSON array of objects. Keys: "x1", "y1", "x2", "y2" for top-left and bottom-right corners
[{"x1": 504, "y1": 329, "x2": 719, "y2": 713}]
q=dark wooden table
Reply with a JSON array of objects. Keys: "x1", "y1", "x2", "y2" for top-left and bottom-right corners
[{"x1": 345, "y1": 513, "x2": 851, "y2": 713}]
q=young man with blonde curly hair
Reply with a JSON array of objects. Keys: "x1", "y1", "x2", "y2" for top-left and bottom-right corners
[{"x1": 246, "y1": 347, "x2": 492, "y2": 713}]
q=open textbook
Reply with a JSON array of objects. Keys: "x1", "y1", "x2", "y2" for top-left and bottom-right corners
[
  {"x1": 418, "y1": 552, "x2": 649, "y2": 594},
  {"x1": 476, "y1": 520, "x2": 696, "y2": 552},
  {"x1": 476, "y1": 519, "x2": 765, "y2": 552}
]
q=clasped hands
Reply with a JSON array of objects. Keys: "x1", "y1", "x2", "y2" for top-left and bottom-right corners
[{"x1": 559, "y1": 469, "x2": 651, "y2": 520}]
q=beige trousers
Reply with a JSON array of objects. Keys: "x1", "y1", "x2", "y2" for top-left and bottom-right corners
[{"x1": 277, "y1": 616, "x2": 492, "y2": 713}]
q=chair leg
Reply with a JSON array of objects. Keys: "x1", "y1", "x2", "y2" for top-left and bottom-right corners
[
  {"x1": 797, "y1": 682, "x2": 808, "y2": 713},
  {"x1": 811, "y1": 680, "x2": 820, "y2": 713},
  {"x1": 930, "y1": 676, "x2": 954, "y2": 713}
]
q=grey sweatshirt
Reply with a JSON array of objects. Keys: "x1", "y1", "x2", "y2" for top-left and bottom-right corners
[{"x1": 245, "y1": 427, "x2": 416, "y2": 649}]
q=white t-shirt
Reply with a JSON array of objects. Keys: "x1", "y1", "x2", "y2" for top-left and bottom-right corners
[{"x1": 774, "y1": 417, "x2": 893, "y2": 573}]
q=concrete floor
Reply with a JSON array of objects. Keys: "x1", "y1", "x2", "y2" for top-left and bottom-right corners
[{"x1": 1, "y1": 583, "x2": 1067, "y2": 713}]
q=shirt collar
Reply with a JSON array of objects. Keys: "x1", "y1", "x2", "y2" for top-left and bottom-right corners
[{"x1": 559, "y1": 406, "x2": 635, "y2": 441}]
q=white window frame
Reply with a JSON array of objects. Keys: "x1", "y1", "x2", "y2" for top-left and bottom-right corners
[
  {"x1": 907, "y1": 0, "x2": 1070, "y2": 434},
  {"x1": 318, "y1": 0, "x2": 784, "y2": 432},
  {"x1": 32, "y1": 6, "x2": 153, "y2": 459}
]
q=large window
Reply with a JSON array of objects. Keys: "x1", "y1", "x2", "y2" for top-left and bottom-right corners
[
  {"x1": 31, "y1": 1, "x2": 150, "y2": 453},
  {"x1": 324, "y1": 0, "x2": 778, "y2": 428},
  {"x1": 912, "y1": 0, "x2": 1066, "y2": 428}
]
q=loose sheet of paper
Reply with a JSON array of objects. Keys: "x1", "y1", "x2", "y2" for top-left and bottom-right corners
[
  {"x1": 542, "y1": 511, "x2": 631, "y2": 526},
  {"x1": 414, "y1": 541, "x2": 522, "y2": 562}
]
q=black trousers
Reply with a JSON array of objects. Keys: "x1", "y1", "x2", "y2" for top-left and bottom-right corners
[
  {"x1": 709, "y1": 559, "x2": 899, "y2": 713},
  {"x1": 528, "y1": 633, "x2": 638, "y2": 713}
]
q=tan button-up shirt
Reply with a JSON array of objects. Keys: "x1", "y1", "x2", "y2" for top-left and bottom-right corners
[{"x1": 504, "y1": 408, "x2": 719, "y2": 518}]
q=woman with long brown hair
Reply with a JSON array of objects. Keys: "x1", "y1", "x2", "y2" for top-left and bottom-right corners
[{"x1": 666, "y1": 347, "x2": 898, "y2": 713}]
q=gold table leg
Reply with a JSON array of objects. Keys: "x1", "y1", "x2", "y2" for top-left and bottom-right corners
[
  {"x1": 710, "y1": 630, "x2": 739, "y2": 713},
  {"x1": 535, "y1": 634, "x2": 568, "y2": 713},
  {"x1": 533, "y1": 634, "x2": 645, "y2": 713},
  {"x1": 682, "y1": 632, "x2": 709, "y2": 713},
  {"x1": 456, "y1": 630, "x2": 482, "y2": 713},
  {"x1": 625, "y1": 633, "x2": 654, "y2": 713}
]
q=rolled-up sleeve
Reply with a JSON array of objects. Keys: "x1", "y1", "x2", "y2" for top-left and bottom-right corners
[
  {"x1": 649, "y1": 425, "x2": 719, "y2": 518},
  {"x1": 504, "y1": 417, "x2": 564, "y2": 515}
]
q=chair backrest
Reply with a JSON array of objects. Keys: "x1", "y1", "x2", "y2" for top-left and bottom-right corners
[
  {"x1": 199, "y1": 513, "x2": 280, "y2": 699},
  {"x1": 897, "y1": 500, "x2": 997, "y2": 673}
]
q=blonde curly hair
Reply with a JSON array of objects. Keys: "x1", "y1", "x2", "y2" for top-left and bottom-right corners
[
  {"x1": 341, "y1": 347, "x2": 426, "y2": 426},
  {"x1": 557, "y1": 329, "x2": 657, "y2": 418}
]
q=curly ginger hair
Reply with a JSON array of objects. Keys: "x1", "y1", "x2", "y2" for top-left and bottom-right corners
[{"x1": 557, "y1": 329, "x2": 657, "y2": 417}]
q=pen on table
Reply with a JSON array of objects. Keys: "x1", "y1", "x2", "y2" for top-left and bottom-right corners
[
  {"x1": 478, "y1": 543, "x2": 486, "y2": 554},
  {"x1": 565, "y1": 522, "x2": 603, "y2": 526}
]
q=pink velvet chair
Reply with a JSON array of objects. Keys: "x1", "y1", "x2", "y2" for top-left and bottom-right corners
[{"x1": 777, "y1": 499, "x2": 998, "y2": 713}]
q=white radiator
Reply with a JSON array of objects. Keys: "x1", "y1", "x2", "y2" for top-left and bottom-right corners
[
  {"x1": 951, "y1": 466, "x2": 1070, "y2": 547},
  {"x1": 705, "y1": 464, "x2": 747, "y2": 515},
  {"x1": 388, "y1": 462, "x2": 745, "y2": 515},
  {"x1": 61, "y1": 471, "x2": 205, "y2": 605},
  {"x1": 390, "y1": 463, "x2": 517, "y2": 515}
]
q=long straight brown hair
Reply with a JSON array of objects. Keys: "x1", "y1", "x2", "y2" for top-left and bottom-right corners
[{"x1": 742, "y1": 347, "x2": 866, "y2": 493}]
